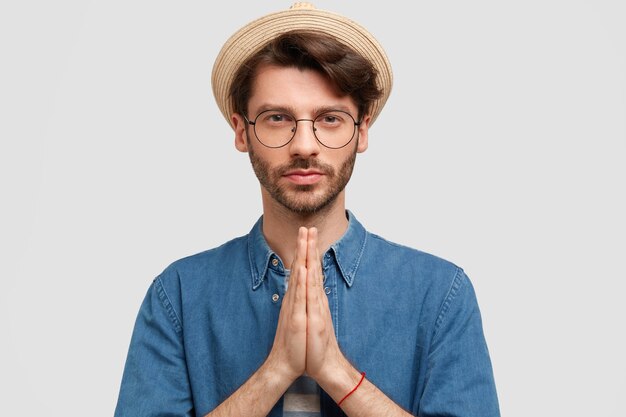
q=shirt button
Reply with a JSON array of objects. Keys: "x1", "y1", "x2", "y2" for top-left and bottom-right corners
[
  {"x1": 271, "y1": 258, "x2": 279, "y2": 267},
  {"x1": 324, "y1": 287, "x2": 331, "y2": 295},
  {"x1": 272, "y1": 293, "x2": 280, "y2": 302}
]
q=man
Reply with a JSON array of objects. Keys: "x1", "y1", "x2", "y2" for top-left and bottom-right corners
[{"x1": 115, "y1": 3, "x2": 499, "y2": 416}]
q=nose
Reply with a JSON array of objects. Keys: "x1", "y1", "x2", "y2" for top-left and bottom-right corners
[{"x1": 288, "y1": 119, "x2": 321, "y2": 158}]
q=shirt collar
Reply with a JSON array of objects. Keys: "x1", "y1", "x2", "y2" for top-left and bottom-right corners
[{"x1": 247, "y1": 210, "x2": 368, "y2": 290}]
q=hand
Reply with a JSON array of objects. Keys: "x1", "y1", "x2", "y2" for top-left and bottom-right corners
[
  {"x1": 208, "y1": 232, "x2": 410, "y2": 416},
  {"x1": 266, "y1": 227, "x2": 351, "y2": 388},
  {"x1": 303, "y1": 228, "x2": 347, "y2": 383},
  {"x1": 265, "y1": 227, "x2": 309, "y2": 382}
]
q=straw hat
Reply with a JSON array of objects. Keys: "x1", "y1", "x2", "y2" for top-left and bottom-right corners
[{"x1": 211, "y1": 2, "x2": 393, "y2": 129}]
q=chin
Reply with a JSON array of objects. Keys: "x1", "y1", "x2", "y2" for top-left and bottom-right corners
[{"x1": 275, "y1": 188, "x2": 342, "y2": 215}]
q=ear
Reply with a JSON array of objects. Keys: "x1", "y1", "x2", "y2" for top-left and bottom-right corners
[
  {"x1": 232, "y1": 113, "x2": 249, "y2": 153},
  {"x1": 356, "y1": 115, "x2": 371, "y2": 153}
]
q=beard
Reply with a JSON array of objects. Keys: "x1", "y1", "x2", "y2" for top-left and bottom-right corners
[{"x1": 248, "y1": 141, "x2": 357, "y2": 216}]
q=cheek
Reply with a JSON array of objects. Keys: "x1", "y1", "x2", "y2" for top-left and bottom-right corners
[
  {"x1": 259, "y1": 152, "x2": 287, "y2": 170},
  {"x1": 249, "y1": 146, "x2": 287, "y2": 172}
]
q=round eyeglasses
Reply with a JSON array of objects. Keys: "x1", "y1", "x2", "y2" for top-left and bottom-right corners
[{"x1": 243, "y1": 109, "x2": 361, "y2": 149}]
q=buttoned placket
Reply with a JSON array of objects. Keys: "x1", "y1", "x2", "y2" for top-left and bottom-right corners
[
  {"x1": 266, "y1": 251, "x2": 339, "y2": 335},
  {"x1": 322, "y1": 251, "x2": 339, "y2": 339},
  {"x1": 267, "y1": 255, "x2": 288, "y2": 306}
]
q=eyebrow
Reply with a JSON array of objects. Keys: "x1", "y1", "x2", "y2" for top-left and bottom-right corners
[
  {"x1": 253, "y1": 103, "x2": 356, "y2": 118},
  {"x1": 254, "y1": 104, "x2": 298, "y2": 115},
  {"x1": 312, "y1": 104, "x2": 354, "y2": 115}
]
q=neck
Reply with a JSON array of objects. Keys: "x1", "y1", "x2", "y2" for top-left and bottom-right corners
[{"x1": 261, "y1": 192, "x2": 349, "y2": 269}]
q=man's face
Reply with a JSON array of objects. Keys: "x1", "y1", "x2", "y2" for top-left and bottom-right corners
[{"x1": 233, "y1": 64, "x2": 370, "y2": 215}]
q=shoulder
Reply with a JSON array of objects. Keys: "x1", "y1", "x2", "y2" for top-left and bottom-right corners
[
  {"x1": 164, "y1": 234, "x2": 248, "y2": 277},
  {"x1": 363, "y1": 230, "x2": 480, "y2": 326},
  {"x1": 365, "y1": 231, "x2": 461, "y2": 277},
  {"x1": 361, "y1": 230, "x2": 474, "y2": 301},
  {"x1": 151, "y1": 234, "x2": 250, "y2": 306}
]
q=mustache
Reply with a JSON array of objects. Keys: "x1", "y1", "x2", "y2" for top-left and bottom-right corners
[{"x1": 276, "y1": 158, "x2": 334, "y2": 176}]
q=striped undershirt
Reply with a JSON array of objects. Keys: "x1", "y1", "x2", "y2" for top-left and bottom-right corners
[
  {"x1": 282, "y1": 271, "x2": 321, "y2": 416},
  {"x1": 283, "y1": 374, "x2": 321, "y2": 417}
]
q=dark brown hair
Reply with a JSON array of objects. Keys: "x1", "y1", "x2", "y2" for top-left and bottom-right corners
[{"x1": 230, "y1": 30, "x2": 382, "y2": 120}]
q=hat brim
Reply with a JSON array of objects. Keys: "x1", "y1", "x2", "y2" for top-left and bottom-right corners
[{"x1": 211, "y1": 6, "x2": 393, "y2": 129}]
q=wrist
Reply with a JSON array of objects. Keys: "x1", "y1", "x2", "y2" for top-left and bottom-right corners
[
  {"x1": 314, "y1": 357, "x2": 363, "y2": 403},
  {"x1": 260, "y1": 355, "x2": 300, "y2": 392}
]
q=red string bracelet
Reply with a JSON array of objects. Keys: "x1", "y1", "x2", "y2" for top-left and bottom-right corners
[{"x1": 337, "y1": 372, "x2": 366, "y2": 407}]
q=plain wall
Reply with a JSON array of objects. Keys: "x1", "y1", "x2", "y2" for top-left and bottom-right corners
[{"x1": 1, "y1": 0, "x2": 625, "y2": 415}]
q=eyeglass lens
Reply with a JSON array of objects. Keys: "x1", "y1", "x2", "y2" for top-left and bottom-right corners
[{"x1": 251, "y1": 110, "x2": 357, "y2": 149}]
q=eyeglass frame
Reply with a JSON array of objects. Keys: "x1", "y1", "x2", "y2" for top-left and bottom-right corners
[{"x1": 242, "y1": 109, "x2": 362, "y2": 149}]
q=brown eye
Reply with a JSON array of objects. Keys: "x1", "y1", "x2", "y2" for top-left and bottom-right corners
[
  {"x1": 316, "y1": 112, "x2": 345, "y2": 128},
  {"x1": 263, "y1": 112, "x2": 293, "y2": 124}
]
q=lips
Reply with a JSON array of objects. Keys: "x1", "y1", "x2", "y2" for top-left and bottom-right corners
[{"x1": 282, "y1": 169, "x2": 325, "y2": 185}]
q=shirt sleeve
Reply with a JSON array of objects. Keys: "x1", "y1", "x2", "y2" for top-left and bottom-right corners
[
  {"x1": 418, "y1": 268, "x2": 500, "y2": 417},
  {"x1": 114, "y1": 273, "x2": 194, "y2": 417}
]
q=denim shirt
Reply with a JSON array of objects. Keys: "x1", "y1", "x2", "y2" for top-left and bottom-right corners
[{"x1": 115, "y1": 212, "x2": 499, "y2": 417}]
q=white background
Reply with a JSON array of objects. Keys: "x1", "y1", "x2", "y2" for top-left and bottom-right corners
[{"x1": 1, "y1": 0, "x2": 624, "y2": 415}]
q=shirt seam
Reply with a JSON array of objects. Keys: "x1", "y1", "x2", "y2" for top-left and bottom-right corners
[
  {"x1": 432, "y1": 267, "x2": 464, "y2": 341},
  {"x1": 351, "y1": 230, "x2": 368, "y2": 278},
  {"x1": 334, "y1": 229, "x2": 367, "y2": 287},
  {"x1": 154, "y1": 276, "x2": 183, "y2": 335},
  {"x1": 248, "y1": 233, "x2": 260, "y2": 288}
]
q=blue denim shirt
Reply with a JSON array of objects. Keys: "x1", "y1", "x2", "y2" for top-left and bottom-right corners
[{"x1": 115, "y1": 212, "x2": 499, "y2": 416}]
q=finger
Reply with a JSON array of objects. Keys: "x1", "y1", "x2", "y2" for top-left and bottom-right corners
[
  {"x1": 293, "y1": 265, "x2": 307, "y2": 318},
  {"x1": 286, "y1": 227, "x2": 308, "y2": 301},
  {"x1": 306, "y1": 228, "x2": 324, "y2": 317},
  {"x1": 308, "y1": 230, "x2": 325, "y2": 301},
  {"x1": 306, "y1": 227, "x2": 319, "y2": 289},
  {"x1": 304, "y1": 228, "x2": 330, "y2": 326},
  {"x1": 292, "y1": 227, "x2": 308, "y2": 272},
  {"x1": 316, "y1": 248, "x2": 324, "y2": 286}
]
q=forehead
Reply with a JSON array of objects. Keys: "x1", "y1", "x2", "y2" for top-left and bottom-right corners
[{"x1": 247, "y1": 64, "x2": 357, "y2": 114}]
